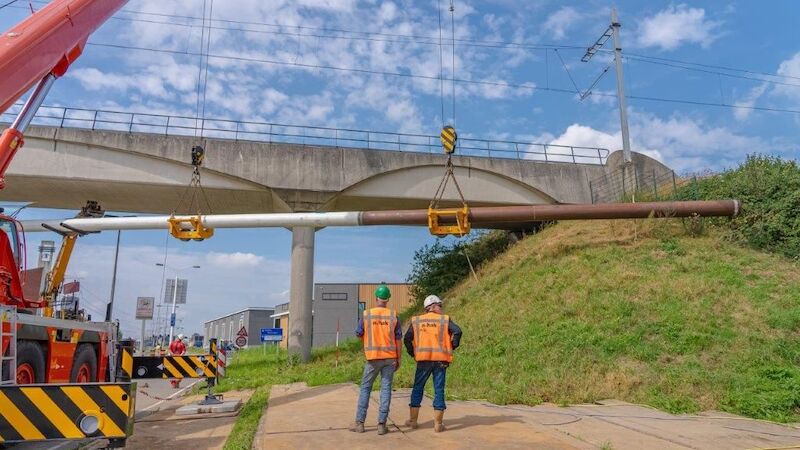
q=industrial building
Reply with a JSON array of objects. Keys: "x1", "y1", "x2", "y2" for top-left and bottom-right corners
[
  {"x1": 272, "y1": 282, "x2": 414, "y2": 349},
  {"x1": 203, "y1": 307, "x2": 277, "y2": 348}
]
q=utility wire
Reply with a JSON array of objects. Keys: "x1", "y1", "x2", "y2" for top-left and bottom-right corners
[
  {"x1": 12, "y1": 2, "x2": 586, "y2": 53},
  {"x1": 0, "y1": 0, "x2": 18, "y2": 10},
  {"x1": 624, "y1": 51, "x2": 800, "y2": 82},
  {"x1": 85, "y1": 41, "x2": 800, "y2": 115},
  {"x1": 554, "y1": 48, "x2": 582, "y2": 95},
  {"x1": 11, "y1": 0, "x2": 800, "y2": 84},
  {"x1": 625, "y1": 55, "x2": 800, "y2": 89}
]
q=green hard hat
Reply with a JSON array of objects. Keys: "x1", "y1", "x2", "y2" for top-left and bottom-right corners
[{"x1": 375, "y1": 284, "x2": 391, "y2": 300}]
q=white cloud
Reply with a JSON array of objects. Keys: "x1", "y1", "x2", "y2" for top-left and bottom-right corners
[
  {"x1": 774, "y1": 51, "x2": 800, "y2": 102},
  {"x1": 542, "y1": 7, "x2": 581, "y2": 41},
  {"x1": 205, "y1": 251, "x2": 265, "y2": 268},
  {"x1": 730, "y1": 51, "x2": 800, "y2": 120},
  {"x1": 733, "y1": 83, "x2": 768, "y2": 121},
  {"x1": 636, "y1": 4, "x2": 722, "y2": 50},
  {"x1": 529, "y1": 111, "x2": 764, "y2": 172}
]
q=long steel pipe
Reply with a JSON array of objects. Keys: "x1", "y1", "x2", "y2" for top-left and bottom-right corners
[{"x1": 19, "y1": 200, "x2": 739, "y2": 234}]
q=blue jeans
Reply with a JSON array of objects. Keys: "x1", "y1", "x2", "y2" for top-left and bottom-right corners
[
  {"x1": 356, "y1": 359, "x2": 396, "y2": 424},
  {"x1": 409, "y1": 361, "x2": 448, "y2": 410}
]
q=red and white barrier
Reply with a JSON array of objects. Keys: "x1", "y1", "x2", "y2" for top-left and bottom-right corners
[{"x1": 217, "y1": 348, "x2": 227, "y2": 377}]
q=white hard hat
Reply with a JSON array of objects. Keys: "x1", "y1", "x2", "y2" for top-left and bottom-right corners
[
  {"x1": 423, "y1": 295, "x2": 443, "y2": 308},
  {"x1": 177, "y1": 334, "x2": 184, "y2": 340}
]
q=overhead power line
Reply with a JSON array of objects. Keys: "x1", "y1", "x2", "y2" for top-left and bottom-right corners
[
  {"x1": 12, "y1": 1, "x2": 585, "y2": 53},
  {"x1": 11, "y1": 1, "x2": 799, "y2": 83},
  {"x1": 624, "y1": 51, "x2": 800, "y2": 82},
  {"x1": 625, "y1": 55, "x2": 800, "y2": 89},
  {"x1": 85, "y1": 41, "x2": 800, "y2": 115}
]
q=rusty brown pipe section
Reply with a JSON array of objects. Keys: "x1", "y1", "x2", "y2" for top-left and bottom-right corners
[{"x1": 360, "y1": 200, "x2": 740, "y2": 226}]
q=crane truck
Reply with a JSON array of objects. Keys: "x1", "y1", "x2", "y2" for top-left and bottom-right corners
[{"x1": 0, "y1": 0, "x2": 130, "y2": 385}]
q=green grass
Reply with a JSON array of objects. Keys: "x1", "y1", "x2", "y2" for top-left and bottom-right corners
[
  {"x1": 222, "y1": 386, "x2": 268, "y2": 450},
  {"x1": 220, "y1": 218, "x2": 800, "y2": 448},
  {"x1": 442, "y1": 219, "x2": 800, "y2": 422}
]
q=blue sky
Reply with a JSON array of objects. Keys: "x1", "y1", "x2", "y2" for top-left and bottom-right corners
[{"x1": 2, "y1": 0, "x2": 799, "y2": 338}]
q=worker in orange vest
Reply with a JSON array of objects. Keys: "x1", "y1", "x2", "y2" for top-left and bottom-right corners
[
  {"x1": 403, "y1": 294, "x2": 462, "y2": 432},
  {"x1": 349, "y1": 284, "x2": 402, "y2": 435}
]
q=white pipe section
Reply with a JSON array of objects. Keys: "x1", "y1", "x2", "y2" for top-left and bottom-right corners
[{"x1": 20, "y1": 212, "x2": 363, "y2": 233}]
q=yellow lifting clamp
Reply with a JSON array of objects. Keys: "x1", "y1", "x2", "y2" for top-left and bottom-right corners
[
  {"x1": 428, "y1": 125, "x2": 471, "y2": 237},
  {"x1": 428, "y1": 205, "x2": 471, "y2": 237},
  {"x1": 168, "y1": 215, "x2": 214, "y2": 241}
]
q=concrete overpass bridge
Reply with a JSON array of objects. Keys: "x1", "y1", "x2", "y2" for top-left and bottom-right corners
[
  {"x1": 0, "y1": 106, "x2": 673, "y2": 362},
  {"x1": 0, "y1": 106, "x2": 669, "y2": 215}
]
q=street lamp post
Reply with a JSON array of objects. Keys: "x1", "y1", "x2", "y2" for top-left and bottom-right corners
[{"x1": 155, "y1": 263, "x2": 200, "y2": 347}]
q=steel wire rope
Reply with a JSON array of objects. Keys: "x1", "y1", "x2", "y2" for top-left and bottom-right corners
[
  {"x1": 194, "y1": 0, "x2": 208, "y2": 138},
  {"x1": 449, "y1": 0, "x2": 456, "y2": 126},
  {"x1": 437, "y1": 0, "x2": 445, "y2": 126}
]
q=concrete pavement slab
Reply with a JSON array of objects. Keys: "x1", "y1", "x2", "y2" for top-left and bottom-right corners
[
  {"x1": 254, "y1": 383, "x2": 590, "y2": 449},
  {"x1": 121, "y1": 390, "x2": 253, "y2": 450},
  {"x1": 253, "y1": 383, "x2": 800, "y2": 450}
]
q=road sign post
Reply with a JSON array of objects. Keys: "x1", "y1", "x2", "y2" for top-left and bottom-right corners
[
  {"x1": 136, "y1": 297, "x2": 155, "y2": 354},
  {"x1": 235, "y1": 326, "x2": 248, "y2": 348},
  {"x1": 261, "y1": 328, "x2": 283, "y2": 355}
]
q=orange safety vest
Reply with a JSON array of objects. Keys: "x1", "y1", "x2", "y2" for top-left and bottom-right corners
[
  {"x1": 411, "y1": 312, "x2": 453, "y2": 362},
  {"x1": 362, "y1": 307, "x2": 398, "y2": 360}
]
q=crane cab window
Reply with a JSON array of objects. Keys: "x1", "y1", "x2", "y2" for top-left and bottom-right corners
[{"x1": 0, "y1": 218, "x2": 21, "y2": 267}]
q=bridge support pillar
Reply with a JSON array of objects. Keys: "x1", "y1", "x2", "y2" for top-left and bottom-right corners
[{"x1": 288, "y1": 226, "x2": 315, "y2": 363}]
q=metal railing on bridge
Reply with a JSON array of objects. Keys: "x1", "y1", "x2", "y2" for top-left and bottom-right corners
[{"x1": 1, "y1": 105, "x2": 609, "y2": 165}]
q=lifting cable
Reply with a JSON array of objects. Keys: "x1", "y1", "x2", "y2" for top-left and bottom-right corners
[
  {"x1": 428, "y1": 0, "x2": 478, "y2": 281},
  {"x1": 169, "y1": 1, "x2": 215, "y2": 242}
]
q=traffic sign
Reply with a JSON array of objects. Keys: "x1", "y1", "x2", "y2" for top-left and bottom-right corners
[
  {"x1": 235, "y1": 335, "x2": 247, "y2": 348},
  {"x1": 135, "y1": 297, "x2": 154, "y2": 319},
  {"x1": 164, "y1": 278, "x2": 188, "y2": 304},
  {"x1": 260, "y1": 328, "x2": 283, "y2": 342},
  {"x1": 237, "y1": 326, "x2": 248, "y2": 338}
]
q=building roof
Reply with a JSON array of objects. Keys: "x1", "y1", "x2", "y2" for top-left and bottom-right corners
[{"x1": 203, "y1": 307, "x2": 276, "y2": 325}]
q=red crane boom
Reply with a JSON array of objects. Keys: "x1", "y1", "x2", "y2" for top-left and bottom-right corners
[{"x1": 0, "y1": 0, "x2": 128, "y2": 187}]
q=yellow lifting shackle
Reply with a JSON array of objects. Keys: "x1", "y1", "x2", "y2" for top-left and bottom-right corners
[{"x1": 168, "y1": 215, "x2": 214, "y2": 241}]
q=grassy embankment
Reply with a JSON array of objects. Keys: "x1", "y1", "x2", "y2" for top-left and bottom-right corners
[{"x1": 219, "y1": 216, "x2": 800, "y2": 449}]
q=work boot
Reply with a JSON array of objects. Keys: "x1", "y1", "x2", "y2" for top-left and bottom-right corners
[
  {"x1": 349, "y1": 421, "x2": 365, "y2": 433},
  {"x1": 377, "y1": 423, "x2": 389, "y2": 435},
  {"x1": 433, "y1": 410, "x2": 446, "y2": 433},
  {"x1": 404, "y1": 407, "x2": 420, "y2": 429}
]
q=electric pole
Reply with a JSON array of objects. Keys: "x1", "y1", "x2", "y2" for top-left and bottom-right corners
[
  {"x1": 582, "y1": 7, "x2": 632, "y2": 165},
  {"x1": 610, "y1": 7, "x2": 632, "y2": 164}
]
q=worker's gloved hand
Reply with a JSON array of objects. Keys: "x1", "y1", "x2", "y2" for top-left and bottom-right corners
[{"x1": 437, "y1": 362, "x2": 450, "y2": 369}]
